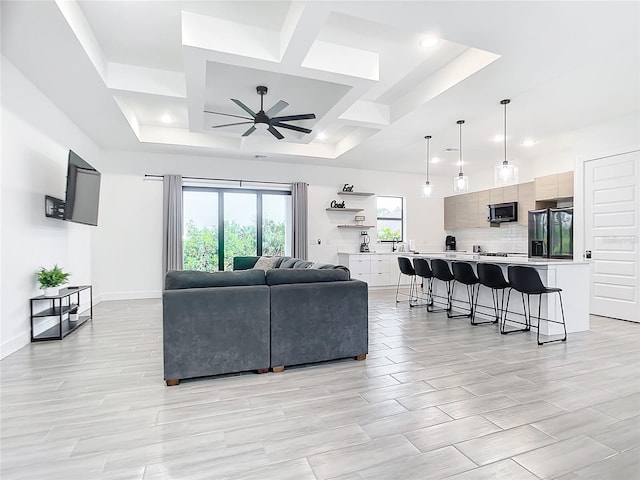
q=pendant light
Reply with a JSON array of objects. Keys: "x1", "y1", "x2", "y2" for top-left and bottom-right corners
[
  {"x1": 494, "y1": 99, "x2": 519, "y2": 185},
  {"x1": 453, "y1": 120, "x2": 469, "y2": 192},
  {"x1": 421, "y1": 135, "x2": 433, "y2": 197}
]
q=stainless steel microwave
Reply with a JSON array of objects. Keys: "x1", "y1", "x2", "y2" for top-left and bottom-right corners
[{"x1": 487, "y1": 202, "x2": 518, "y2": 223}]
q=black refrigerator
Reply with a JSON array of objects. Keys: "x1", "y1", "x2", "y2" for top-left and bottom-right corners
[{"x1": 528, "y1": 208, "x2": 574, "y2": 258}]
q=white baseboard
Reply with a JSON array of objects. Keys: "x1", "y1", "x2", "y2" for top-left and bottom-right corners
[
  {"x1": 1, "y1": 331, "x2": 31, "y2": 360},
  {"x1": 94, "y1": 290, "x2": 162, "y2": 304}
]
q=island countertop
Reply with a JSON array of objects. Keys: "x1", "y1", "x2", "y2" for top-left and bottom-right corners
[{"x1": 413, "y1": 252, "x2": 588, "y2": 266}]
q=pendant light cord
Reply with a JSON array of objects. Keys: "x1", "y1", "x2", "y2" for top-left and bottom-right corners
[
  {"x1": 457, "y1": 120, "x2": 464, "y2": 175},
  {"x1": 425, "y1": 135, "x2": 431, "y2": 182},
  {"x1": 501, "y1": 99, "x2": 510, "y2": 165},
  {"x1": 504, "y1": 101, "x2": 507, "y2": 163}
]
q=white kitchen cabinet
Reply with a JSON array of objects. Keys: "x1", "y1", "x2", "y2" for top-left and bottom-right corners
[{"x1": 337, "y1": 253, "x2": 409, "y2": 287}]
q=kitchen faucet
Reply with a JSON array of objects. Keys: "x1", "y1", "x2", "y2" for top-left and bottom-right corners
[{"x1": 392, "y1": 238, "x2": 399, "y2": 252}]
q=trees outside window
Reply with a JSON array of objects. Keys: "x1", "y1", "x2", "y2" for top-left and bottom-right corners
[
  {"x1": 183, "y1": 188, "x2": 291, "y2": 271},
  {"x1": 377, "y1": 196, "x2": 404, "y2": 241}
]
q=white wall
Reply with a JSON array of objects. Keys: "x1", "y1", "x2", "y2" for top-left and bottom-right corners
[
  {"x1": 91, "y1": 150, "x2": 450, "y2": 301},
  {"x1": 0, "y1": 57, "x2": 100, "y2": 358}
]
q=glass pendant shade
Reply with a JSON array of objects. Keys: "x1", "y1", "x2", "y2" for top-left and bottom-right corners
[
  {"x1": 495, "y1": 161, "x2": 518, "y2": 185},
  {"x1": 494, "y1": 99, "x2": 518, "y2": 186},
  {"x1": 453, "y1": 120, "x2": 469, "y2": 192},
  {"x1": 421, "y1": 181, "x2": 433, "y2": 198},
  {"x1": 453, "y1": 173, "x2": 469, "y2": 192},
  {"x1": 421, "y1": 135, "x2": 434, "y2": 197}
]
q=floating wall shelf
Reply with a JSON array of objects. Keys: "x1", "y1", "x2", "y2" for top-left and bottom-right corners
[
  {"x1": 326, "y1": 208, "x2": 364, "y2": 212},
  {"x1": 337, "y1": 191, "x2": 375, "y2": 196},
  {"x1": 337, "y1": 225, "x2": 375, "y2": 228}
]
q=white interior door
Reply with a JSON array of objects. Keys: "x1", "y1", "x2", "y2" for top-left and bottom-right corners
[{"x1": 584, "y1": 151, "x2": 640, "y2": 322}]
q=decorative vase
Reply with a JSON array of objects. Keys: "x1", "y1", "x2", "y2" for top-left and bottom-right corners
[{"x1": 43, "y1": 287, "x2": 58, "y2": 297}]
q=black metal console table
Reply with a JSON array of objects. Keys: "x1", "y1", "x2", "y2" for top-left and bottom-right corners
[{"x1": 30, "y1": 285, "x2": 92, "y2": 341}]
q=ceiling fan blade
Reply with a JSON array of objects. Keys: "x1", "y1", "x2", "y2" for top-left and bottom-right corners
[
  {"x1": 211, "y1": 121, "x2": 254, "y2": 128},
  {"x1": 265, "y1": 100, "x2": 289, "y2": 117},
  {"x1": 231, "y1": 99, "x2": 257, "y2": 118},
  {"x1": 242, "y1": 126, "x2": 256, "y2": 137},
  {"x1": 204, "y1": 110, "x2": 253, "y2": 121},
  {"x1": 267, "y1": 126, "x2": 284, "y2": 140},
  {"x1": 270, "y1": 113, "x2": 316, "y2": 122},
  {"x1": 272, "y1": 122, "x2": 312, "y2": 134}
]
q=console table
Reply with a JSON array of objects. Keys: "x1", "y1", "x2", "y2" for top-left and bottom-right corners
[{"x1": 30, "y1": 285, "x2": 93, "y2": 341}]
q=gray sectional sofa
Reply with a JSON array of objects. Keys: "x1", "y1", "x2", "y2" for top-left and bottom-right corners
[{"x1": 163, "y1": 256, "x2": 368, "y2": 385}]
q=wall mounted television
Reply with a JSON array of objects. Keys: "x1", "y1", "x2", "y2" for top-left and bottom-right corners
[{"x1": 63, "y1": 150, "x2": 101, "y2": 226}]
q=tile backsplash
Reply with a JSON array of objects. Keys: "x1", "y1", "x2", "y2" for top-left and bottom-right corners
[{"x1": 447, "y1": 224, "x2": 528, "y2": 254}]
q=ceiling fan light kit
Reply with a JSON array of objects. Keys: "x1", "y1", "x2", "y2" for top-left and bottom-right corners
[
  {"x1": 206, "y1": 86, "x2": 316, "y2": 140},
  {"x1": 494, "y1": 98, "x2": 519, "y2": 186},
  {"x1": 453, "y1": 120, "x2": 469, "y2": 192},
  {"x1": 421, "y1": 135, "x2": 434, "y2": 197}
]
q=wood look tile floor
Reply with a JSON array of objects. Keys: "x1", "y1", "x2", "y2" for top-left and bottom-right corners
[{"x1": 1, "y1": 290, "x2": 639, "y2": 479}]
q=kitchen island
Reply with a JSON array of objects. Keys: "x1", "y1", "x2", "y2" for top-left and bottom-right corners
[{"x1": 414, "y1": 253, "x2": 590, "y2": 335}]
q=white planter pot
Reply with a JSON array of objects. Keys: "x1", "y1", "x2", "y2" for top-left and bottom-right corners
[{"x1": 43, "y1": 287, "x2": 58, "y2": 297}]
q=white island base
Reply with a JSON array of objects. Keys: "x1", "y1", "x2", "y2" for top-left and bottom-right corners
[{"x1": 415, "y1": 254, "x2": 590, "y2": 336}]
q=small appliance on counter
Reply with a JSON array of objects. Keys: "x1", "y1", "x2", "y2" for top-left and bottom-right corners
[
  {"x1": 472, "y1": 245, "x2": 482, "y2": 253},
  {"x1": 445, "y1": 235, "x2": 457, "y2": 251},
  {"x1": 359, "y1": 230, "x2": 371, "y2": 253}
]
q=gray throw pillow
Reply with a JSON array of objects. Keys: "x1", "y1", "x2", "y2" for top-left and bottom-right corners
[{"x1": 252, "y1": 256, "x2": 282, "y2": 271}]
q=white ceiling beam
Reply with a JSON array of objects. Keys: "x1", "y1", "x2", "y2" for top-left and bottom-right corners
[
  {"x1": 106, "y1": 63, "x2": 186, "y2": 98},
  {"x1": 54, "y1": 0, "x2": 108, "y2": 81},
  {"x1": 279, "y1": 2, "x2": 331, "y2": 66},
  {"x1": 391, "y1": 48, "x2": 501, "y2": 122}
]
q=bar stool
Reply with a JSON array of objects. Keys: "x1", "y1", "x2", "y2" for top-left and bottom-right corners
[
  {"x1": 430, "y1": 259, "x2": 457, "y2": 315},
  {"x1": 451, "y1": 261, "x2": 481, "y2": 323},
  {"x1": 412, "y1": 258, "x2": 434, "y2": 307},
  {"x1": 507, "y1": 266, "x2": 567, "y2": 345},
  {"x1": 477, "y1": 263, "x2": 509, "y2": 326},
  {"x1": 396, "y1": 256, "x2": 417, "y2": 305}
]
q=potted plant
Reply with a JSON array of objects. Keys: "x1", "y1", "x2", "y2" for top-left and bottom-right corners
[{"x1": 37, "y1": 265, "x2": 70, "y2": 296}]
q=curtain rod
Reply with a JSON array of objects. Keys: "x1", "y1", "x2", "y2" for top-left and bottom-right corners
[{"x1": 144, "y1": 174, "x2": 296, "y2": 187}]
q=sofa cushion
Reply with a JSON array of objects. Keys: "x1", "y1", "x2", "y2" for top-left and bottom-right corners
[
  {"x1": 252, "y1": 256, "x2": 283, "y2": 271},
  {"x1": 265, "y1": 268, "x2": 349, "y2": 285},
  {"x1": 233, "y1": 256, "x2": 259, "y2": 271},
  {"x1": 278, "y1": 257, "x2": 299, "y2": 268},
  {"x1": 165, "y1": 269, "x2": 266, "y2": 290},
  {"x1": 292, "y1": 260, "x2": 314, "y2": 269}
]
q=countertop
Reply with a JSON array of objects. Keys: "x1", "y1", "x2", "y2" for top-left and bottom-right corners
[{"x1": 412, "y1": 252, "x2": 588, "y2": 266}]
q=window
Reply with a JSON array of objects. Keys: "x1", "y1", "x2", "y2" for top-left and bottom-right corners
[
  {"x1": 183, "y1": 187, "x2": 292, "y2": 271},
  {"x1": 377, "y1": 196, "x2": 403, "y2": 241}
]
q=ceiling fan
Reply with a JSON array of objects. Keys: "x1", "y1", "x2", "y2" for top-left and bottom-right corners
[{"x1": 205, "y1": 86, "x2": 316, "y2": 140}]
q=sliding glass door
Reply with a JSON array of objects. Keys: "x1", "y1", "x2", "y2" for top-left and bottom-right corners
[{"x1": 183, "y1": 187, "x2": 291, "y2": 271}]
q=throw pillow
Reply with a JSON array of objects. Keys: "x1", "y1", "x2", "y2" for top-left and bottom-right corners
[{"x1": 252, "y1": 256, "x2": 282, "y2": 271}]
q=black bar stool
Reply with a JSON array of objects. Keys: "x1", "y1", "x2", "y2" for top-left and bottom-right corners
[
  {"x1": 430, "y1": 259, "x2": 457, "y2": 315},
  {"x1": 412, "y1": 258, "x2": 434, "y2": 307},
  {"x1": 451, "y1": 261, "x2": 481, "y2": 322},
  {"x1": 477, "y1": 263, "x2": 509, "y2": 326},
  {"x1": 396, "y1": 256, "x2": 417, "y2": 305},
  {"x1": 507, "y1": 265, "x2": 567, "y2": 345}
]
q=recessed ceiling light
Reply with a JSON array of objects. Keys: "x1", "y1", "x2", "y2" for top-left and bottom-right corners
[
  {"x1": 522, "y1": 138, "x2": 536, "y2": 147},
  {"x1": 317, "y1": 132, "x2": 327, "y2": 140},
  {"x1": 493, "y1": 134, "x2": 504, "y2": 142},
  {"x1": 431, "y1": 156, "x2": 441, "y2": 164},
  {"x1": 420, "y1": 35, "x2": 440, "y2": 48},
  {"x1": 161, "y1": 113, "x2": 173, "y2": 124}
]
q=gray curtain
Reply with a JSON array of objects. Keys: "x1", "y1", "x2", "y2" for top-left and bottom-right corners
[
  {"x1": 162, "y1": 175, "x2": 183, "y2": 278},
  {"x1": 292, "y1": 182, "x2": 308, "y2": 260}
]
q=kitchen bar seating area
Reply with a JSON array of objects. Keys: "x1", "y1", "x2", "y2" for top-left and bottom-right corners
[{"x1": 396, "y1": 254, "x2": 587, "y2": 345}]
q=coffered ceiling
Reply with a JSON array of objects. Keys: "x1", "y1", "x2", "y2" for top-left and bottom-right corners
[{"x1": 2, "y1": 1, "x2": 638, "y2": 175}]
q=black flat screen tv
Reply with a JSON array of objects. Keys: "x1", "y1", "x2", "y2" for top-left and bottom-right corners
[{"x1": 63, "y1": 150, "x2": 101, "y2": 226}]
